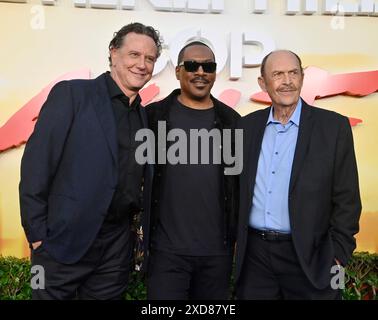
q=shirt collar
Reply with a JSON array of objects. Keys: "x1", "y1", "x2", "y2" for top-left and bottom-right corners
[
  {"x1": 267, "y1": 98, "x2": 302, "y2": 127},
  {"x1": 105, "y1": 71, "x2": 141, "y2": 108},
  {"x1": 105, "y1": 71, "x2": 124, "y2": 99}
]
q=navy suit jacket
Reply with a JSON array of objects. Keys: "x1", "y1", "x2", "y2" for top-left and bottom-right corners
[
  {"x1": 235, "y1": 100, "x2": 361, "y2": 289},
  {"x1": 19, "y1": 73, "x2": 152, "y2": 264}
]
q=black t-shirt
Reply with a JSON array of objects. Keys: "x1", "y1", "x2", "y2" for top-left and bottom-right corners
[{"x1": 152, "y1": 98, "x2": 229, "y2": 256}]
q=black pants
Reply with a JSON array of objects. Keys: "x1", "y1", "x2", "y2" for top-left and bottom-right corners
[
  {"x1": 237, "y1": 229, "x2": 341, "y2": 300},
  {"x1": 147, "y1": 250, "x2": 232, "y2": 300},
  {"x1": 31, "y1": 222, "x2": 134, "y2": 300}
]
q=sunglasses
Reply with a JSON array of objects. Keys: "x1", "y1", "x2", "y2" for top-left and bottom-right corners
[{"x1": 178, "y1": 60, "x2": 217, "y2": 73}]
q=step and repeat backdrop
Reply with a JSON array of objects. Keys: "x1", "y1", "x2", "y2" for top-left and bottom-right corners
[{"x1": 0, "y1": 0, "x2": 377, "y2": 257}]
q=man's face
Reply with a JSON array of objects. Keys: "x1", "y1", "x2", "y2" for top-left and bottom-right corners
[
  {"x1": 175, "y1": 45, "x2": 216, "y2": 102},
  {"x1": 110, "y1": 32, "x2": 158, "y2": 96},
  {"x1": 258, "y1": 51, "x2": 304, "y2": 109}
]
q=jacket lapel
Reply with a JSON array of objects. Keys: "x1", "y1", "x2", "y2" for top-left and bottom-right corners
[
  {"x1": 243, "y1": 107, "x2": 270, "y2": 212},
  {"x1": 139, "y1": 105, "x2": 149, "y2": 129},
  {"x1": 92, "y1": 73, "x2": 118, "y2": 164},
  {"x1": 289, "y1": 100, "x2": 314, "y2": 194},
  {"x1": 138, "y1": 105, "x2": 154, "y2": 177}
]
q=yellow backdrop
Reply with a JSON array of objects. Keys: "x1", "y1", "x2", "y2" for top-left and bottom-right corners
[{"x1": 0, "y1": 0, "x2": 377, "y2": 258}]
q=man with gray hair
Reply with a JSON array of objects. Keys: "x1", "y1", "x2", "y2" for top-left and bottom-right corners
[{"x1": 20, "y1": 22, "x2": 161, "y2": 299}]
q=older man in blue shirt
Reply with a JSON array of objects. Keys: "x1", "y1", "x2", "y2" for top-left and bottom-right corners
[
  {"x1": 235, "y1": 50, "x2": 361, "y2": 299},
  {"x1": 250, "y1": 99, "x2": 301, "y2": 233}
]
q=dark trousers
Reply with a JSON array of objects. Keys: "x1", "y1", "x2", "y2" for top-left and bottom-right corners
[
  {"x1": 236, "y1": 229, "x2": 341, "y2": 300},
  {"x1": 147, "y1": 250, "x2": 232, "y2": 300},
  {"x1": 31, "y1": 222, "x2": 134, "y2": 300}
]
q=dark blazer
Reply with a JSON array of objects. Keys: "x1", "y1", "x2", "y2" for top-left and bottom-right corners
[
  {"x1": 19, "y1": 73, "x2": 152, "y2": 265},
  {"x1": 235, "y1": 99, "x2": 361, "y2": 289}
]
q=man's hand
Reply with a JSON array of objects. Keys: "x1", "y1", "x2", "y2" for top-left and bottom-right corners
[{"x1": 32, "y1": 241, "x2": 42, "y2": 250}]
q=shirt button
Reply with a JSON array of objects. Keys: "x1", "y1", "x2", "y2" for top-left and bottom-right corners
[
  {"x1": 272, "y1": 171, "x2": 275, "y2": 174},
  {"x1": 267, "y1": 212, "x2": 271, "y2": 215},
  {"x1": 275, "y1": 152, "x2": 278, "y2": 155},
  {"x1": 268, "y1": 191, "x2": 272, "y2": 194}
]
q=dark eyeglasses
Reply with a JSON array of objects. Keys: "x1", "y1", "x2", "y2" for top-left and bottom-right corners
[{"x1": 178, "y1": 60, "x2": 217, "y2": 73}]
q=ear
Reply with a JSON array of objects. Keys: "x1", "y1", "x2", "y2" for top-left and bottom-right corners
[
  {"x1": 175, "y1": 66, "x2": 180, "y2": 80},
  {"x1": 258, "y1": 76, "x2": 267, "y2": 92},
  {"x1": 110, "y1": 47, "x2": 118, "y2": 66}
]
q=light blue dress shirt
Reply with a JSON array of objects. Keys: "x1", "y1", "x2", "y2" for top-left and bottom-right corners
[{"x1": 249, "y1": 100, "x2": 302, "y2": 233}]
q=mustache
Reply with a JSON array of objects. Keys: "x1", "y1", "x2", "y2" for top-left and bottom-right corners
[
  {"x1": 191, "y1": 77, "x2": 210, "y2": 84},
  {"x1": 278, "y1": 84, "x2": 297, "y2": 91}
]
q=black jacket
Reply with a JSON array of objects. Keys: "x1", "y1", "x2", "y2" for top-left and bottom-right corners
[
  {"x1": 19, "y1": 73, "x2": 153, "y2": 264},
  {"x1": 144, "y1": 89, "x2": 240, "y2": 265},
  {"x1": 235, "y1": 100, "x2": 361, "y2": 289}
]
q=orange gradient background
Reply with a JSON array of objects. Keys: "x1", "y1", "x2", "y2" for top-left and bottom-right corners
[{"x1": 0, "y1": 1, "x2": 377, "y2": 258}]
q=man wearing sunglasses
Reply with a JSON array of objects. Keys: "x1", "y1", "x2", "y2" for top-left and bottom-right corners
[{"x1": 145, "y1": 39, "x2": 240, "y2": 299}]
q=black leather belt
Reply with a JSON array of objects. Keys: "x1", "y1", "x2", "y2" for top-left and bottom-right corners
[{"x1": 249, "y1": 227, "x2": 292, "y2": 241}]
